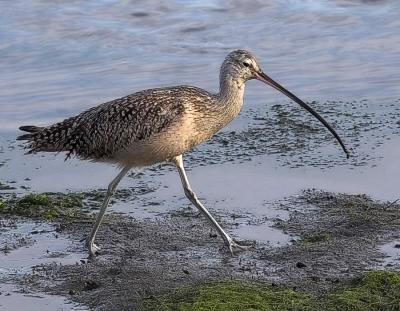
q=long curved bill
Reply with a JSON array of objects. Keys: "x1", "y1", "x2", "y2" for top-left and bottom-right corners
[{"x1": 255, "y1": 71, "x2": 349, "y2": 158}]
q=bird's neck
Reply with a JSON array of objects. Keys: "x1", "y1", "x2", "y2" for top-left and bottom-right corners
[{"x1": 217, "y1": 75, "x2": 245, "y2": 119}]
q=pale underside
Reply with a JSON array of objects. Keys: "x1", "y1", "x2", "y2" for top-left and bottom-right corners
[{"x1": 113, "y1": 110, "x2": 208, "y2": 167}]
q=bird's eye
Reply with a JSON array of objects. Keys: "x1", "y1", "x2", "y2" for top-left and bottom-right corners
[{"x1": 243, "y1": 61, "x2": 250, "y2": 68}]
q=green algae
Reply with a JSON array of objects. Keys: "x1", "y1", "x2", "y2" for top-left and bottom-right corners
[
  {"x1": 154, "y1": 281, "x2": 311, "y2": 311},
  {"x1": 323, "y1": 271, "x2": 400, "y2": 311},
  {"x1": 301, "y1": 231, "x2": 332, "y2": 244},
  {"x1": 19, "y1": 193, "x2": 51, "y2": 206},
  {"x1": 0, "y1": 192, "x2": 87, "y2": 220},
  {"x1": 152, "y1": 271, "x2": 400, "y2": 311}
]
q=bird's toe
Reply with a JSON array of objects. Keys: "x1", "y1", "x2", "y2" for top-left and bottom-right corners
[
  {"x1": 87, "y1": 240, "x2": 101, "y2": 258},
  {"x1": 228, "y1": 239, "x2": 255, "y2": 255}
]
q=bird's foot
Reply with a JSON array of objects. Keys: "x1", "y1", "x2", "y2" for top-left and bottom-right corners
[
  {"x1": 86, "y1": 239, "x2": 101, "y2": 259},
  {"x1": 227, "y1": 238, "x2": 255, "y2": 255}
]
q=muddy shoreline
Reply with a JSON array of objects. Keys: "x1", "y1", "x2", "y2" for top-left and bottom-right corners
[
  {"x1": 1, "y1": 189, "x2": 400, "y2": 310},
  {"x1": 1, "y1": 99, "x2": 400, "y2": 310}
]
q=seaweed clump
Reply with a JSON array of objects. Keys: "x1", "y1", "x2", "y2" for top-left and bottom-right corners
[{"x1": 0, "y1": 193, "x2": 87, "y2": 220}]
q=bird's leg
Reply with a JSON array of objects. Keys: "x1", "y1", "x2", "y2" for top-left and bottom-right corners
[
  {"x1": 172, "y1": 155, "x2": 250, "y2": 255},
  {"x1": 86, "y1": 166, "x2": 130, "y2": 258}
]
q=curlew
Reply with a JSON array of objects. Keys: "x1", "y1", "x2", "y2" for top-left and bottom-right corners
[{"x1": 17, "y1": 50, "x2": 349, "y2": 257}]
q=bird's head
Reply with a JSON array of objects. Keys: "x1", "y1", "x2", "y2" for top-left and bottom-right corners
[
  {"x1": 221, "y1": 50, "x2": 262, "y2": 83},
  {"x1": 221, "y1": 49, "x2": 350, "y2": 158}
]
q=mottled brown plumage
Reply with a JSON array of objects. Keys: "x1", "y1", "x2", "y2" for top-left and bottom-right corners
[
  {"x1": 17, "y1": 50, "x2": 348, "y2": 258},
  {"x1": 18, "y1": 88, "x2": 187, "y2": 159}
]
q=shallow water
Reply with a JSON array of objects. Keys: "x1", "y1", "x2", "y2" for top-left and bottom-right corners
[
  {"x1": 380, "y1": 240, "x2": 400, "y2": 267},
  {"x1": 0, "y1": 221, "x2": 86, "y2": 311},
  {"x1": 0, "y1": 283, "x2": 88, "y2": 311},
  {"x1": 0, "y1": 221, "x2": 84, "y2": 276},
  {"x1": 1, "y1": 0, "x2": 400, "y2": 130}
]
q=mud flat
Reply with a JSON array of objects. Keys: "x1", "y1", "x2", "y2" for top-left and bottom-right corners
[{"x1": 1, "y1": 189, "x2": 400, "y2": 310}]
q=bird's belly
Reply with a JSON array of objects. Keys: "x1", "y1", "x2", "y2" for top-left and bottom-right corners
[
  {"x1": 113, "y1": 120, "x2": 210, "y2": 168},
  {"x1": 114, "y1": 139, "x2": 186, "y2": 167}
]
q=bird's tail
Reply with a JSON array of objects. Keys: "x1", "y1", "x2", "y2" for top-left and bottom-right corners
[
  {"x1": 17, "y1": 126, "x2": 45, "y2": 141},
  {"x1": 17, "y1": 118, "x2": 83, "y2": 158},
  {"x1": 17, "y1": 124, "x2": 63, "y2": 154}
]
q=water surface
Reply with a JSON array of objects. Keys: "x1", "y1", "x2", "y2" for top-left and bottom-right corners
[{"x1": 0, "y1": 0, "x2": 399, "y2": 130}]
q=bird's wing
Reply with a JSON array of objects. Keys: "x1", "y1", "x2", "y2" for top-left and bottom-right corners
[{"x1": 18, "y1": 87, "x2": 186, "y2": 160}]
